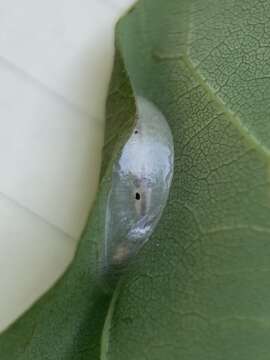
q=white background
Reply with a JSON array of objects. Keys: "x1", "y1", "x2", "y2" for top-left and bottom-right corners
[{"x1": 0, "y1": 0, "x2": 136, "y2": 332}]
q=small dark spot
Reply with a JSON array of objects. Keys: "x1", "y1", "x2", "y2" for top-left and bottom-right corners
[
  {"x1": 134, "y1": 130, "x2": 139, "y2": 134},
  {"x1": 135, "y1": 192, "x2": 141, "y2": 200},
  {"x1": 127, "y1": 5, "x2": 136, "y2": 16}
]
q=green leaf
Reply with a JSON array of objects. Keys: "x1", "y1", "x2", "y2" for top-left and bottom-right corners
[
  {"x1": 101, "y1": 0, "x2": 270, "y2": 359},
  {"x1": 2, "y1": 0, "x2": 270, "y2": 359}
]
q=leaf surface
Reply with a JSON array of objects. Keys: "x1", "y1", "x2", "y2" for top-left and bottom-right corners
[
  {"x1": 102, "y1": 1, "x2": 270, "y2": 359},
  {"x1": 2, "y1": 1, "x2": 270, "y2": 359}
]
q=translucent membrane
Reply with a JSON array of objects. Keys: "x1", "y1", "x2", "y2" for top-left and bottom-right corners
[{"x1": 102, "y1": 96, "x2": 174, "y2": 280}]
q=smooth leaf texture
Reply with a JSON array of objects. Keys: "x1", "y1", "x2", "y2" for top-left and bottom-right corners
[{"x1": 101, "y1": 0, "x2": 270, "y2": 359}]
